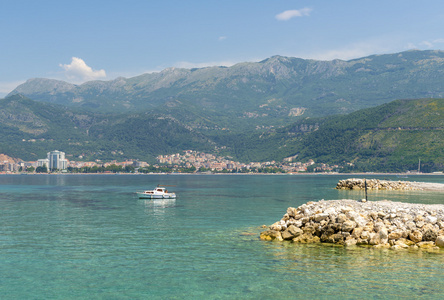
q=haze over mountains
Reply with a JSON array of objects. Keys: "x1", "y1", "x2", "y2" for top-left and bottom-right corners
[{"x1": 2, "y1": 50, "x2": 444, "y2": 171}]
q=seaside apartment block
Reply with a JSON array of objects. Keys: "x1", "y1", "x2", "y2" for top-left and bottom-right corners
[{"x1": 37, "y1": 150, "x2": 68, "y2": 170}]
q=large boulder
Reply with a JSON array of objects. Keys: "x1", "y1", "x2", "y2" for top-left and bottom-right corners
[
  {"x1": 342, "y1": 220, "x2": 357, "y2": 232},
  {"x1": 423, "y1": 229, "x2": 438, "y2": 242},
  {"x1": 351, "y1": 227, "x2": 363, "y2": 239},
  {"x1": 286, "y1": 207, "x2": 297, "y2": 218},
  {"x1": 281, "y1": 225, "x2": 303, "y2": 240},
  {"x1": 436, "y1": 236, "x2": 444, "y2": 248},
  {"x1": 314, "y1": 213, "x2": 329, "y2": 222},
  {"x1": 379, "y1": 226, "x2": 389, "y2": 244},
  {"x1": 369, "y1": 232, "x2": 380, "y2": 245},
  {"x1": 421, "y1": 220, "x2": 439, "y2": 242},
  {"x1": 388, "y1": 231, "x2": 403, "y2": 241},
  {"x1": 409, "y1": 230, "x2": 423, "y2": 243}
]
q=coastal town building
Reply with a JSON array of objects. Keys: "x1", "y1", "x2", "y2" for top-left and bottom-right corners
[
  {"x1": 37, "y1": 158, "x2": 49, "y2": 168},
  {"x1": 37, "y1": 150, "x2": 68, "y2": 170},
  {"x1": 0, "y1": 161, "x2": 18, "y2": 172},
  {"x1": 0, "y1": 149, "x2": 351, "y2": 174},
  {"x1": 48, "y1": 150, "x2": 68, "y2": 170},
  {"x1": 155, "y1": 150, "x2": 319, "y2": 173}
]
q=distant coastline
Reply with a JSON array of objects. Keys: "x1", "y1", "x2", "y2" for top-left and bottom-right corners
[{"x1": 1, "y1": 172, "x2": 443, "y2": 176}]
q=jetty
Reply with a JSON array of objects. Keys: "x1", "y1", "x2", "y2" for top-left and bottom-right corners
[
  {"x1": 260, "y1": 199, "x2": 444, "y2": 250},
  {"x1": 336, "y1": 178, "x2": 444, "y2": 191}
]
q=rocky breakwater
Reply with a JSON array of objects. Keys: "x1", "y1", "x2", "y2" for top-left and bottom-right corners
[
  {"x1": 336, "y1": 178, "x2": 421, "y2": 190},
  {"x1": 260, "y1": 200, "x2": 444, "y2": 250}
]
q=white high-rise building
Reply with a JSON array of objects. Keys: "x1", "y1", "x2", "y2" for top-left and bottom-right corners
[
  {"x1": 37, "y1": 158, "x2": 49, "y2": 168},
  {"x1": 47, "y1": 150, "x2": 68, "y2": 170}
]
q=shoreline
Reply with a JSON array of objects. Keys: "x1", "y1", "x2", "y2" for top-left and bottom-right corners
[{"x1": 1, "y1": 172, "x2": 443, "y2": 176}]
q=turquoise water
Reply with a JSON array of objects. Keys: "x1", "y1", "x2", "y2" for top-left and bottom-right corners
[{"x1": 0, "y1": 174, "x2": 443, "y2": 299}]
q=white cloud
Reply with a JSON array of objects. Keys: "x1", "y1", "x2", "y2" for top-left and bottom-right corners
[
  {"x1": 59, "y1": 57, "x2": 106, "y2": 83},
  {"x1": 276, "y1": 8, "x2": 312, "y2": 21},
  {"x1": 218, "y1": 36, "x2": 227, "y2": 41},
  {"x1": 418, "y1": 38, "x2": 444, "y2": 49},
  {"x1": 420, "y1": 41, "x2": 434, "y2": 48},
  {"x1": 407, "y1": 42, "x2": 417, "y2": 50}
]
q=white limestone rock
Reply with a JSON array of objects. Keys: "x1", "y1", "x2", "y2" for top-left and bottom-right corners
[{"x1": 262, "y1": 199, "x2": 444, "y2": 250}]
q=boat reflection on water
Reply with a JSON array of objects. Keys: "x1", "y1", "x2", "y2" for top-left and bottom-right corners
[{"x1": 140, "y1": 198, "x2": 177, "y2": 215}]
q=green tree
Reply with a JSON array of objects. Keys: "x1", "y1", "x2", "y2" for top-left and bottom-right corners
[
  {"x1": 198, "y1": 167, "x2": 210, "y2": 172},
  {"x1": 125, "y1": 165, "x2": 135, "y2": 173},
  {"x1": 36, "y1": 164, "x2": 48, "y2": 173}
]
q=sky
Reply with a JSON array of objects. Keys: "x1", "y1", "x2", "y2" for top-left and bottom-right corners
[{"x1": 2, "y1": 0, "x2": 444, "y2": 97}]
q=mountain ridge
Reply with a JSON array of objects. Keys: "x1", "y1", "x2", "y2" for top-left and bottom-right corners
[
  {"x1": 10, "y1": 50, "x2": 444, "y2": 130},
  {"x1": 3, "y1": 50, "x2": 444, "y2": 171}
]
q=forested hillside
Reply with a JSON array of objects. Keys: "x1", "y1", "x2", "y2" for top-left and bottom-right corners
[
  {"x1": 292, "y1": 99, "x2": 444, "y2": 172},
  {"x1": 2, "y1": 89, "x2": 443, "y2": 173},
  {"x1": 0, "y1": 95, "x2": 218, "y2": 162}
]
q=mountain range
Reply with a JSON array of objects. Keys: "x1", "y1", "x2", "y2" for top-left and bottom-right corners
[
  {"x1": 2, "y1": 50, "x2": 444, "y2": 171},
  {"x1": 9, "y1": 50, "x2": 444, "y2": 132}
]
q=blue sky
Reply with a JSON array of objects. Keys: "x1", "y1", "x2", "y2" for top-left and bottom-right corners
[{"x1": 2, "y1": 0, "x2": 444, "y2": 97}]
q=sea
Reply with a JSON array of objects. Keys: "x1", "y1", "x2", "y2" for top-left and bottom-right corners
[{"x1": 1, "y1": 174, "x2": 443, "y2": 299}]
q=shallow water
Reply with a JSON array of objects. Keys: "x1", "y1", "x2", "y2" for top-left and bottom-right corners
[{"x1": 0, "y1": 174, "x2": 443, "y2": 299}]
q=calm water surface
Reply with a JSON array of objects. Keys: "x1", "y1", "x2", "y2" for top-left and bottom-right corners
[{"x1": 0, "y1": 174, "x2": 443, "y2": 299}]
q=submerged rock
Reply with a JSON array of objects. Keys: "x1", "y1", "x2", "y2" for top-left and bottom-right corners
[
  {"x1": 260, "y1": 230, "x2": 283, "y2": 241},
  {"x1": 260, "y1": 199, "x2": 444, "y2": 251}
]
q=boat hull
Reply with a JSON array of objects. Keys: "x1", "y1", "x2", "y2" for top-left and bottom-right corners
[{"x1": 137, "y1": 192, "x2": 176, "y2": 199}]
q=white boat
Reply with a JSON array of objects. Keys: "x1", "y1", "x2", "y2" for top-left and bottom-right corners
[{"x1": 137, "y1": 186, "x2": 176, "y2": 199}]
